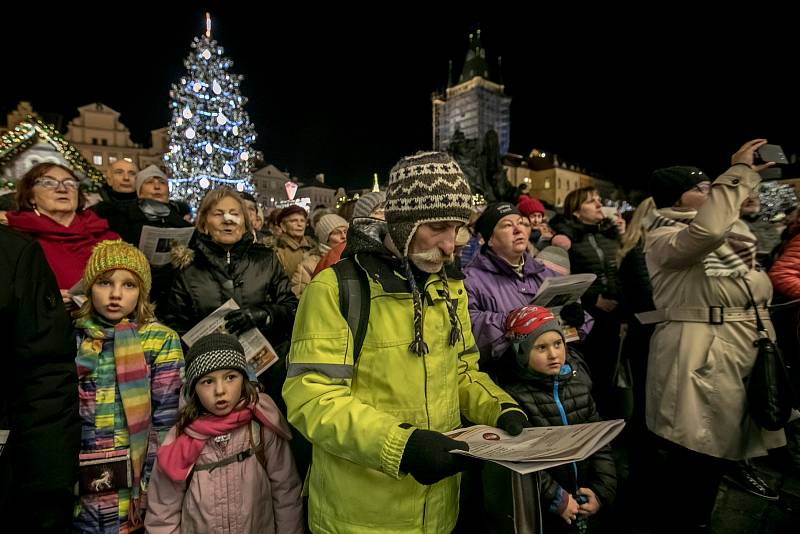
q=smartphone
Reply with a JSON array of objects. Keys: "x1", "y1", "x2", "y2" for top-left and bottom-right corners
[
  {"x1": 757, "y1": 144, "x2": 789, "y2": 165},
  {"x1": 759, "y1": 167, "x2": 783, "y2": 180}
]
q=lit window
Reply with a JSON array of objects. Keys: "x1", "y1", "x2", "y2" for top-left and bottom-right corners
[
  {"x1": 93, "y1": 154, "x2": 103, "y2": 165},
  {"x1": 544, "y1": 179, "x2": 551, "y2": 189},
  {"x1": 108, "y1": 156, "x2": 117, "y2": 164}
]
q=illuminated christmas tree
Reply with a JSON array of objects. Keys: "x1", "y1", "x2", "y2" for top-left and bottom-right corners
[{"x1": 165, "y1": 14, "x2": 256, "y2": 210}]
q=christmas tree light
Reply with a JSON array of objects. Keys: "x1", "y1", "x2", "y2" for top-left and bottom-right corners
[{"x1": 165, "y1": 13, "x2": 257, "y2": 210}]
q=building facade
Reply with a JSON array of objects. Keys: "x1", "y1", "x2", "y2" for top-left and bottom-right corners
[
  {"x1": 298, "y1": 176, "x2": 337, "y2": 208},
  {"x1": 252, "y1": 164, "x2": 293, "y2": 207},
  {"x1": 65, "y1": 102, "x2": 166, "y2": 174},
  {"x1": 432, "y1": 31, "x2": 511, "y2": 154},
  {"x1": 504, "y1": 151, "x2": 612, "y2": 208}
]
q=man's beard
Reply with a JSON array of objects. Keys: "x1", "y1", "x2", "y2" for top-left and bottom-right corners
[{"x1": 409, "y1": 248, "x2": 455, "y2": 273}]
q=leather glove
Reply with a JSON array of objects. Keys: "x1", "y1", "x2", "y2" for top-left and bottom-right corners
[
  {"x1": 559, "y1": 302, "x2": 585, "y2": 329},
  {"x1": 496, "y1": 410, "x2": 531, "y2": 436},
  {"x1": 400, "y1": 429, "x2": 470, "y2": 485},
  {"x1": 224, "y1": 307, "x2": 270, "y2": 336}
]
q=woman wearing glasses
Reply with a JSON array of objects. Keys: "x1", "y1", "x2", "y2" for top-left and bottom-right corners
[{"x1": 7, "y1": 163, "x2": 119, "y2": 303}]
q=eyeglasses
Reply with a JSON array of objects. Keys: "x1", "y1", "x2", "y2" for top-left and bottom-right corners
[{"x1": 34, "y1": 177, "x2": 80, "y2": 190}]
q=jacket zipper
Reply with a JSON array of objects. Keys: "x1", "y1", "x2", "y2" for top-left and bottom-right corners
[
  {"x1": 553, "y1": 378, "x2": 580, "y2": 492},
  {"x1": 586, "y1": 234, "x2": 609, "y2": 287},
  {"x1": 226, "y1": 250, "x2": 231, "y2": 265}
]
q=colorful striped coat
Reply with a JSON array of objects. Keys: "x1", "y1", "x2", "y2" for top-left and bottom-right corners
[{"x1": 72, "y1": 320, "x2": 184, "y2": 534}]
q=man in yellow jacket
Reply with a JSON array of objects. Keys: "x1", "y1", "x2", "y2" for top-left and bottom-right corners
[{"x1": 283, "y1": 151, "x2": 529, "y2": 533}]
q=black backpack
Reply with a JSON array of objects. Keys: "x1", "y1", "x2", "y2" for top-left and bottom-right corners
[{"x1": 331, "y1": 257, "x2": 371, "y2": 361}]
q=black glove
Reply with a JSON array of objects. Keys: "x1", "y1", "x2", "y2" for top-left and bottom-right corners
[
  {"x1": 224, "y1": 307, "x2": 270, "y2": 336},
  {"x1": 496, "y1": 410, "x2": 531, "y2": 436},
  {"x1": 400, "y1": 429, "x2": 470, "y2": 485},
  {"x1": 559, "y1": 302, "x2": 585, "y2": 329}
]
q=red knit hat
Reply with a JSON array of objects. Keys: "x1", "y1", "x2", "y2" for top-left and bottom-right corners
[
  {"x1": 517, "y1": 196, "x2": 545, "y2": 217},
  {"x1": 505, "y1": 305, "x2": 564, "y2": 365}
]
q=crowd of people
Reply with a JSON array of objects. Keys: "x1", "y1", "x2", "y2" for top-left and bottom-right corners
[{"x1": 0, "y1": 139, "x2": 798, "y2": 533}]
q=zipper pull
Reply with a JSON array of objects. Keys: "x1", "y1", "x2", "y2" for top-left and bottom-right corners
[{"x1": 226, "y1": 251, "x2": 231, "y2": 265}]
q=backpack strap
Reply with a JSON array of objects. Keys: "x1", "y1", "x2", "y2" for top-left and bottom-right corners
[
  {"x1": 331, "y1": 257, "x2": 371, "y2": 362},
  {"x1": 249, "y1": 420, "x2": 268, "y2": 475}
]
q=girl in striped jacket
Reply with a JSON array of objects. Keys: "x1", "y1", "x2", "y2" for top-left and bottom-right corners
[{"x1": 72, "y1": 241, "x2": 184, "y2": 533}]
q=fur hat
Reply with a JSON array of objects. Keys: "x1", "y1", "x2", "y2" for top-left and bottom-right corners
[
  {"x1": 648, "y1": 166, "x2": 709, "y2": 208},
  {"x1": 385, "y1": 151, "x2": 472, "y2": 257},
  {"x1": 83, "y1": 240, "x2": 152, "y2": 297},
  {"x1": 536, "y1": 246, "x2": 571, "y2": 275},
  {"x1": 505, "y1": 305, "x2": 564, "y2": 367},
  {"x1": 315, "y1": 214, "x2": 349, "y2": 245},
  {"x1": 353, "y1": 191, "x2": 387, "y2": 219},
  {"x1": 475, "y1": 202, "x2": 520, "y2": 241},
  {"x1": 135, "y1": 165, "x2": 168, "y2": 195},
  {"x1": 184, "y1": 333, "x2": 249, "y2": 394}
]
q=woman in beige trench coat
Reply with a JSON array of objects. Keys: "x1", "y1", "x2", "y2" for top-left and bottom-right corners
[{"x1": 642, "y1": 139, "x2": 786, "y2": 531}]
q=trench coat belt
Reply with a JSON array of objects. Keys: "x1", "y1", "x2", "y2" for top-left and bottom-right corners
[{"x1": 635, "y1": 305, "x2": 769, "y2": 325}]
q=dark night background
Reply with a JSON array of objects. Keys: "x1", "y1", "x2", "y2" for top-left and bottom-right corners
[{"x1": 2, "y1": 2, "x2": 797, "y2": 191}]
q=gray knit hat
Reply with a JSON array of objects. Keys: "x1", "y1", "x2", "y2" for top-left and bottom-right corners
[
  {"x1": 385, "y1": 151, "x2": 472, "y2": 356},
  {"x1": 386, "y1": 151, "x2": 473, "y2": 257},
  {"x1": 315, "y1": 214, "x2": 349, "y2": 245},
  {"x1": 353, "y1": 191, "x2": 387, "y2": 219},
  {"x1": 135, "y1": 165, "x2": 168, "y2": 195},
  {"x1": 536, "y1": 246, "x2": 571, "y2": 276},
  {"x1": 185, "y1": 333, "x2": 249, "y2": 394}
]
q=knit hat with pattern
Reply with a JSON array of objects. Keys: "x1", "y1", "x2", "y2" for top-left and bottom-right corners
[
  {"x1": 385, "y1": 151, "x2": 473, "y2": 356},
  {"x1": 83, "y1": 240, "x2": 152, "y2": 298},
  {"x1": 184, "y1": 333, "x2": 249, "y2": 394},
  {"x1": 385, "y1": 151, "x2": 472, "y2": 256}
]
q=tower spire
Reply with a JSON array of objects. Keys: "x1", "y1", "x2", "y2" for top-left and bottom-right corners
[
  {"x1": 205, "y1": 12, "x2": 212, "y2": 38},
  {"x1": 372, "y1": 173, "x2": 380, "y2": 192}
]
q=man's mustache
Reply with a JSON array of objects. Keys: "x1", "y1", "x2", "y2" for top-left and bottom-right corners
[{"x1": 409, "y1": 248, "x2": 455, "y2": 266}]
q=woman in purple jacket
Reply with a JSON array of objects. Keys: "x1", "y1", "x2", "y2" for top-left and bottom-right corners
[{"x1": 463, "y1": 202, "x2": 593, "y2": 378}]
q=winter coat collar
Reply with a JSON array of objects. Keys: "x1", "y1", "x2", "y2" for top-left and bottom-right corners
[
  {"x1": 171, "y1": 231, "x2": 258, "y2": 271},
  {"x1": 277, "y1": 234, "x2": 313, "y2": 252}
]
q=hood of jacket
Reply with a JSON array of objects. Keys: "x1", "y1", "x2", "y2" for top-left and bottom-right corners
[
  {"x1": 510, "y1": 350, "x2": 589, "y2": 388},
  {"x1": 171, "y1": 231, "x2": 258, "y2": 271}
]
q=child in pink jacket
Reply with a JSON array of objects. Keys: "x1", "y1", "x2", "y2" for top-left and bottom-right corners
[{"x1": 145, "y1": 333, "x2": 303, "y2": 533}]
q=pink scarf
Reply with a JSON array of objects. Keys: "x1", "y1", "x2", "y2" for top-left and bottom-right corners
[{"x1": 157, "y1": 395, "x2": 290, "y2": 482}]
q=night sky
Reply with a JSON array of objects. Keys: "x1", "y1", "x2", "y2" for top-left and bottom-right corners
[{"x1": 3, "y1": 3, "x2": 797, "y2": 192}]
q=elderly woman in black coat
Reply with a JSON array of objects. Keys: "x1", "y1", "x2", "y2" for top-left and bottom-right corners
[{"x1": 163, "y1": 188, "x2": 298, "y2": 400}]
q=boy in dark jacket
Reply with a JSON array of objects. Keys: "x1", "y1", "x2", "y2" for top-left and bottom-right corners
[{"x1": 503, "y1": 305, "x2": 616, "y2": 532}]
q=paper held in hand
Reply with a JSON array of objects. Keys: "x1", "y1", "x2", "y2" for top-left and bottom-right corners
[
  {"x1": 531, "y1": 273, "x2": 596, "y2": 342},
  {"x1": 446, "y1": 419, "x2": 625, "y2": 474},
  {"x1": 530, "y1": 273, "x2": 596, "y2": 313},
  {"x1": 138, "y1": 226, "x2": 196, "y2": 266},
  {"x1": 182, "y1": 298, "x2": 279, "y2": 377}
]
